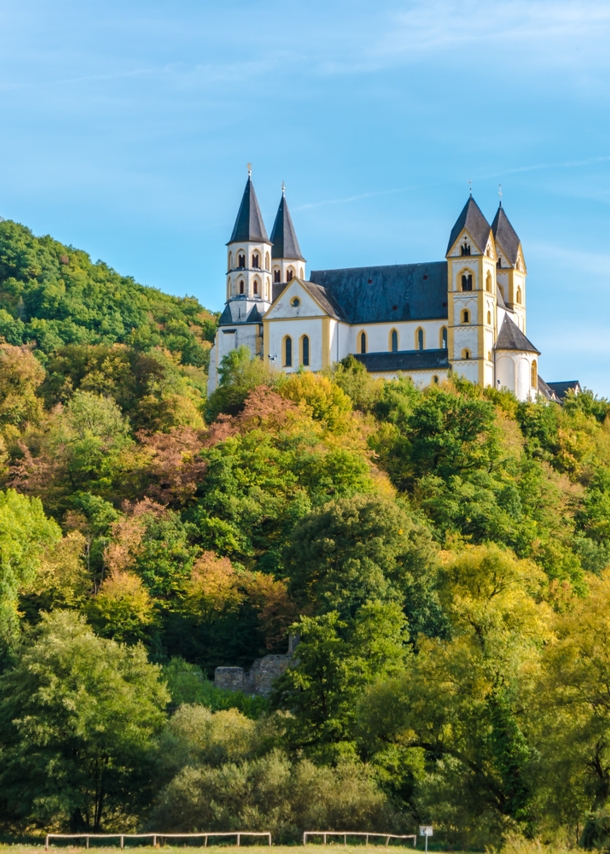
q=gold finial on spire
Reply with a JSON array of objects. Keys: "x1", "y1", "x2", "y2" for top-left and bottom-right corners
[
  {"x1": 282, "y1": 180, "x2": 285, "y2": 197},
  {"x1": 247, "y1": 162, "x2": 252, "y2": 177}
]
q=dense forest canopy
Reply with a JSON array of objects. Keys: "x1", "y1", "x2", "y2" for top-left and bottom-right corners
[{"x1": 1, "y1": 221, "x2": 610, "y2": 848}]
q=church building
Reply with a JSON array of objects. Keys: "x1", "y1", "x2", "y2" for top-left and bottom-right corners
[{"x1": 207, "y1": 171, "x2": 573, "y2": 402}]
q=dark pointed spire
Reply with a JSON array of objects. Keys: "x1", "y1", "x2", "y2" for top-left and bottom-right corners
[
  {"x1": 270, "y1": 187, "x2": 305, "y2": 260},
  {"x1": 228, "y1": 170, "x2": 270, "y2": 244},
  {"x1": 446, "y1": 196, "x2": 492, "y2": 256},
  {"x1": 491, "y1": 204, "x2": 521, "y2": 267},
  {"x1": 495, "y1": 315, "x2": 539, "y2": 354}
]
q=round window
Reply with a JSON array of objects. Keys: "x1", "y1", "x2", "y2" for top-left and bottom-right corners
[{"x1": 291, "y1": 297, "x2": 300, "y2": 307}]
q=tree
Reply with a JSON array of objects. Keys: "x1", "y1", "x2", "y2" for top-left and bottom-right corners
[
  {"x1": 285, "y1": 494, "x2": 441, "y2": 633},
  {"x1": 0, "y1": 489, "x2": 61, "y2": 646},
  {"x1": 357, "y1": 546, "x2": 551, "y2": 844},
  {"x1": 274, "y1": 603, "x2": 407, "y2": 758},
  {"x1": 0, "y1": 610, "x2": 169, "y2": 831},
  {"x1": 205, "y1": 346, "x2": 278, "y2": 422}
]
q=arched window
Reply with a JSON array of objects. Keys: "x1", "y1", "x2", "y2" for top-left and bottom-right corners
[
  {"x1": 265, "y1": 253, "x2": 270, "y2": 270},
  {"x1": 461, "y1": 273, "x2": 473, "y2": 291},
  {"x1": 360, "y1": 331, "x2": 367, "y2": 354},
  {"x1": 238, "y1": 253, "x2": 246, "y2": 268},
  {"x1": 486, "y1": 271, "x2": 492, "y2": 292},
  {"x1": 516, "y1": 286, "x2": 522, "y2": 304},
  {"x1": 253, "y1": 279, "x2": 259, "y2": 295},
  {"x1": 487, "y1": 310, "x2": 491, "y2": 325},
  {"x1": 239, "y1": 280, "x2": 245, "y2": 294},
  {"x1": 461, "y1": 243, "x2": 471, "y2": 256},
  {"x1": 228, "y1": 251, "x2": 233, "y2": 269},
  {"x1": 274, "y1": 269, "x2": 281, "y2": 283},
  {"x1": 531, "y1": 359, "x2": 537, "y2": 387},
  {"x1": 301, "y1": 335, "x2": 310, "y2": 367},
  {"x1": 390, "y1": 329, "x2": 398, "y2": 353},
  {"x1": 252, "y1": 253, "x2": 260, "y2": 269},
  {"x1": 287, "y1": 268, "x2": 294, "y2": 282},
  {"x1": 462, "y1": 310, "x2": 470, "y2": 324},
  {"x1": 432, "y1": 375, "x2": 439, "y2": 384},
  {"x1": 284, "y1": 336, "x2": 293, "y2": 367},
  {"x1": 441, "y1": 326, "x2": 448, "y2": 348},
  {"x1": 462, "y1": 348, "x2": 471, "y2": 360},
  {"x1": 416, "y1": 328, "x2": 424, "y2": 351}
]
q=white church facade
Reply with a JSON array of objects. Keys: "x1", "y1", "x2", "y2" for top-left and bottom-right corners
[{"x1": 208, "y1": 172, "x2": 572, "y2": 403}]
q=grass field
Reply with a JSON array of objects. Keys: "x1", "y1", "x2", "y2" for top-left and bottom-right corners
[{"x1": 0, "y1": 846, "x2": 422, "y2": 854}]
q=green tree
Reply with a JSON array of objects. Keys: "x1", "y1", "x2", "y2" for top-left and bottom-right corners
[
  {"x1": 0, "y1": 489, "x2": 61, "y2": 646},
  {"x1": 205, "y1": 346, "x2": 278, "y2": 422},
  {"x1": 0, "y1": 610, "x2": 168, "y2": 831}
]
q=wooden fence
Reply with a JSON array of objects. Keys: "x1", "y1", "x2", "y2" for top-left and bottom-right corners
[
  {"x1": 44, "y1": 832, "x2": 272, "y2": 850},
  {"x1": 302, "y1": 832, "x2": 417, "y2": 847}
]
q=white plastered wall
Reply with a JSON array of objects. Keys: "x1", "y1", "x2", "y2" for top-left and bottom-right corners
[{"x1": 495, "y1": 350, "x2": 537, "y2": 401}]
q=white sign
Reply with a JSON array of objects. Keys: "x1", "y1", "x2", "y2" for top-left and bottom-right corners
[{"x1": 420, "y1": 827, "x2": 433, "y2": 837}]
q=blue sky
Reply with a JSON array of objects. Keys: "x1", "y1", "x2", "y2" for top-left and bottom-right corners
[{"x1": 1, "y1": 0, "x2": 610, "y2": 392}]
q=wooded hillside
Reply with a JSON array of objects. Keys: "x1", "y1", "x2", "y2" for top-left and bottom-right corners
[{"x1": 0, "y1": 221, "x2": 609, "y2": 848}]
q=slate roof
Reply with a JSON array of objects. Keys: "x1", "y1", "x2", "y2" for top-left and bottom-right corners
[
  {"x1": 228, "y1": 177, "x2": 270, "y2": 244},
  {"x1": 355, "y1": 349, "x2": 449, "y2": 373},
  {"x1": 546, "y1": 380, "x2": 582, "y2": 400},
  {"x1": 446, "y1": 196, "x2": 492, "y2": 255},
  {"x1": 299, "y1": 280, "x2": 345, "y2": 320},
  {"x1": 309, "y1": 262, "x2": 448, "y2": 324},
  {"x1": 270, "y1": 193, "x2": 305, "y2": 260},
  {"x1": 491, "y1": 204, "x2": 521, "y2": 267},
  {"x1": 495, "y1": 315, "x2": 540, "y2": 354},
  {"x1": 218, "y1": 300, "x2": 265, "y2": 326},
  {"x1": 538, "y1": 377, "x2": 560, "y2": 402}
]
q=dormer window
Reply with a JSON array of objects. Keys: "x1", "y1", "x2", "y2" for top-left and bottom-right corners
[
  {"x1": 461, "y1": 274, "x2": 473, "y2": 291},
  {"x1": 238, "y1": 254, "x2": 246, "y2": 268},
  {"x1": 461, "y1": 243, "x2": 471, "y2": 256},
  {"x1": 252, "y1": 253, "x2": 260, "y2": 269}
]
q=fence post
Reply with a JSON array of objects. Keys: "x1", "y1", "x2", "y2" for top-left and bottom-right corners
[
  {"x1": 153, "y1": 836, "x2": 157, "y2": 848},
  {"x1": 86, "y1": 838, "x2": 90, "y2": 850},
  {"x1": 121, "y1": 837, "x2": 124, "y2": 850},
  {"x1": 366, "y1": 836, "x2": 369, "y2": 846},
  {"x1": 386, "y1": 837, "x2": 390, "y2": 847},
  {"x1": 324, "y1": 834, "x2": 327, "y2": 845},
  {"x1": 204, "y1": 836, "x2": 208, "y2": 848},
  {"x1": 344, "y1": 835, "x2": 347, "y2": 846}
]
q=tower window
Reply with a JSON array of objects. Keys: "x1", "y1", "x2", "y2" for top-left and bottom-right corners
[
  {"x1": 274, "y1": 270, "x2": 281, "y2": 283},
  {"x1": 531, "y1": 359, "x2": 537, "y2": 387},
  {"x1": 462, "y1": 310, "x2": 470, "y2": 324},
  {"x1": 461, "y1": 273, "x2": 473, "y2": 291},
  {"x1": 253, "y1": 279, "x2": 259, "y2": 295},
  {"x1": 487, "y1": 310, "x2": 491, "y2": 325},
  {"x1": 462, "y1": 349, "x2": 471, "y2": 359},
  {"x1": 265, "y1": 253, "x2": 270, "y2": 270},
  {"x1": 516, "y1": 286, "x2": 522, "y2": 304},
  {"x1": 360, "y1": 331, "x2": 367, "y2": 354},
  {"x1": 417, "y1": 328, "x2": 424, "y2": 351},
  {"x1": 252, "y1": 253, "x2": 260, "y2": 269},
  {"x1": 486, "y1": 272, "x2": 492, "y2": 293},
  {"x1": 390, "y1": 329, "x2": 398, "y2": 353},
  {"x1": 287, "y1": 269, "x2": 294, "y2": 282},
  {"x1": 461, "y1": 243, "x2": 471, "y2": 256},
  {"x1": 238, "y1": 254, "x2": 246, "y2": 268},
  {"x1": 239, "y1": 280, "x2": 245, "y2": 294},
  {"x1": 284, "y1": 336, "x2": 293, "y2": 367},
  {"x1": 441, "y1": 326, "x2": 448, "y2": 349},
  {"x1": 228, "y1": 251, "x2": 233, "y2": 269},
  {"x1": 302, "y1": 335, "x2": 310, "y2": 367}
]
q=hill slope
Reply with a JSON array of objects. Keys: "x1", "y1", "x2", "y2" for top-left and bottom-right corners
[{"x1": 0, "y1": 220, "x2": 218, "y2": 365}]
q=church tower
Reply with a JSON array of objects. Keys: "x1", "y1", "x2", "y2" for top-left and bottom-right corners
[
  {"x1": 491, "y1": 203, "x2": 527, "y2": 333},
  {"x1": 446, "y1": 196, "x2": 498, "y2": 388},
  {"x1": 270, "y1": 185, "x2": 306, "y2": 285},
  {"x1": 225, "y1": 166, "x2": 273, "y2": 318}
]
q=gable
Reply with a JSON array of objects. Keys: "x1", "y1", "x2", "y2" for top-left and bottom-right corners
[
  {"x1": 264, "y1": 279, "x2": 332, "y2": 320},
  {"x1": 447, "y1": 227, "x2": 487, "y2": 257}
]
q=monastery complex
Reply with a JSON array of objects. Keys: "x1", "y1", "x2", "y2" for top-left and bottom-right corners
[{"x1": 208, "y1": 171, "x2": 576, "y2": 402}]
